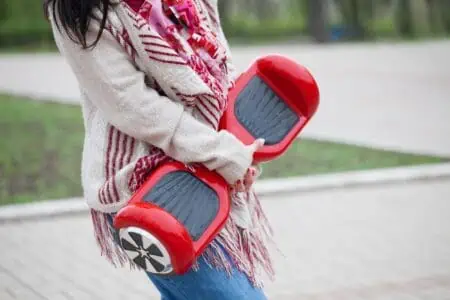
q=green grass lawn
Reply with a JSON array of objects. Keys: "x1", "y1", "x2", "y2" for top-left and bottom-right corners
[
  {"x1": 0, "y1": 43, "x2": 57, "y2": 54},
  {"x1": 0, "y1": 95, "x2": 84, "y2": 206},
  {"x1": 0, "y1": 94, "x2": 448, "y2": 206},
  {"x1": 260, "y1": 140, "x2": 447, "y2": 179}
]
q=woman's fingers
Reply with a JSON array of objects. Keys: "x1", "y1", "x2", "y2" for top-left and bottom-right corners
[
  {"x1": 242, "y1": 166, "x2": 258, "y2": 190},
  {"x1": 231, "y1": 179, "x2": 246, "y2": 193},
  {"x1": 231, "y1": 139, "x2": 265, "y2": 193},
  {"x1": 230, "y1": 168, "x2": 256, "y2": 193},
  {"x1": 250, "y1": 138, "x2": 265, "y2": 152}
]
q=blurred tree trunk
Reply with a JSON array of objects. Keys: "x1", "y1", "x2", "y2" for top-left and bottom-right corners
[
  {"x1": 241, "y1": 0, "x2": 253, "y2": 18},
  {"x1": 255, "y1": 0, "x2": 276, "y2": 21},
  {"x1": 218, "y1": 0, "x2": 232, "y2": 31},
  {"x1": 425, "y1": 0, "x2": 450, "y2": 34},
  {"x1": 439, "y1": 0, "x2": 450, "y2": 33},
  {"x1": 348, "y1": 0, "x2": 361, "y2": 36},
  {"x1": 425, "y1": 0, "x2": 440, "y2": 33},
  {"x1": 0, "y1": 0, "x2": 7, "y2": 23},
  {"x1": 396, "y1": 0, "x2": 414, "y2": 37},
  {"x1": 361, "y1": 0, "x2": 375, "y2": 39},
  {"x1": 307, "y1": 0, "x2": 329, "y2": 43},
  {"x1": 337, "y1": 0, "x2": 374, "y2": 40}
]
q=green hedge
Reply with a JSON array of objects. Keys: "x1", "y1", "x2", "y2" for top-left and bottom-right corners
[
  {"x1": 0, "y1": 0, "x2": 308, "y2": 49},
  {"x1": 1, "y1": 0, "x2": 448, "y2": 50},
  {"x1": 224, "y1": 17, "x2": 307, "y2": 43},
  {"x1": 0, "y1": 1, "x2": 54, "y2": 48}
]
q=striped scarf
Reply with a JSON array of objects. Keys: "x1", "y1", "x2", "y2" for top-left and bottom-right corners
[{"x1": 91, "y1": 0, "x2": 275, "y2": 287}]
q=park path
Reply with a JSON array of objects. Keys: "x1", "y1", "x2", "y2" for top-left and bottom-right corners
[
  {"x1": 1, "y1": 178, "x2": 449, "y2": 299},
  {"x1": 1, "y1": 41, "x2": 450, "y2": 156},
  {"x1": 2, "y1": 39, "x2": 450, "y2": 300}
]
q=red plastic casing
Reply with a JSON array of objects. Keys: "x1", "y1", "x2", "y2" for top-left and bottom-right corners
[
  {"x1": 114, "y1": 161, "x2": 230, "y2": 274},
  {"x1": 114, "y1": 55, "x2": 320, "y2": 275},
  {"x1": 221, "y1": 54, "x2": 320, "y2": 163}
]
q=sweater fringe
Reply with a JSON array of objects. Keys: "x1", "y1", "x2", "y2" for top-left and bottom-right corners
[{"x1": 90, "y1": 210, "x2": 136, "y2": 269}]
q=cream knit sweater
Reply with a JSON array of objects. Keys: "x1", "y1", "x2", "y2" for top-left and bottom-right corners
[
  {"x1": 49, "y1": 1, "x2": 275, "y2": 285},
  {"x1": 49, "y1": 2, "x2": 259, "y2": 214}
]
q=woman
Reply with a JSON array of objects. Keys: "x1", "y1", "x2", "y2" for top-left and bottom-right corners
[{"x1": 45, "y1": 0, "x2": 275, "y2": 298}]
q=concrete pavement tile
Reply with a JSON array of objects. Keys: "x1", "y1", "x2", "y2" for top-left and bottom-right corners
[
  {"x1": 0, "y1": 268, "x2": 46, "y2": 300},
  {"x1": 1, "y1": 179, "x2": 450, "y2": 299}
]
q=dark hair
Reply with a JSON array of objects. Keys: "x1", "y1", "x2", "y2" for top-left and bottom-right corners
[{"x1": 44, "y1": 0, "x2": 111, "y2": 49}]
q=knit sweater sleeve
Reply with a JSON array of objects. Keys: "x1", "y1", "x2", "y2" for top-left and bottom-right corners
[{"x1": 51, "y1": 20, "x2": 254, "y2": 185}]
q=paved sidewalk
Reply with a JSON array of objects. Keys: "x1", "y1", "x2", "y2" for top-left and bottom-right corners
[
  {"x1": 1, "y1": 179, "x2": 449, "y2": 299},
  {"x1": 1, "y1": 41, "x2": 450, "y2": 156}
]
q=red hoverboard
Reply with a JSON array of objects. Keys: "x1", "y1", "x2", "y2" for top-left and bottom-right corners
[{"x1": 114, "y1": 55, "x2": 320, "y2": 275}]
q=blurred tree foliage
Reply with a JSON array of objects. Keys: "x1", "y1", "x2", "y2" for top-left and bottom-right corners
[
  {"x1": 426, "y1": 0, "x2": 450, "y2": 33},
  {"x1": 0, "y1": 0, "x2": 449, "y2": 50},
  {"x1": 217, "y1": 0, "x2": 450, "y2": 42},
  {"x1": 0, "y1": 1, "x2": 53, "y2": 49}
]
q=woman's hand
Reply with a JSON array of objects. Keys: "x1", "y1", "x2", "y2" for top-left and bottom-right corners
[
  {"x1": 231, "y1": 165, "x2": 261, "y2": 193},
  {"x1": 230, "y1": 138, "x2": 264, "y2": 193}
]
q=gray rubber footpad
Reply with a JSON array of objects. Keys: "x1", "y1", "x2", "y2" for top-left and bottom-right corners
[
  {"x1": 235, "y1": 76, "x2": 300, "y2": 145},
  {"x1": 143, "y1": 171, "x2": 219, "y2": 241}
]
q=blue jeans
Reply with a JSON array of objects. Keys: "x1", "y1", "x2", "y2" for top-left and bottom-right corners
[
  {"x1": 106, "y1": 214, "x2": 267, "y2": 299},
  {"x1": 147, "y1": 254, "x2": 267, "y2": 300}
]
